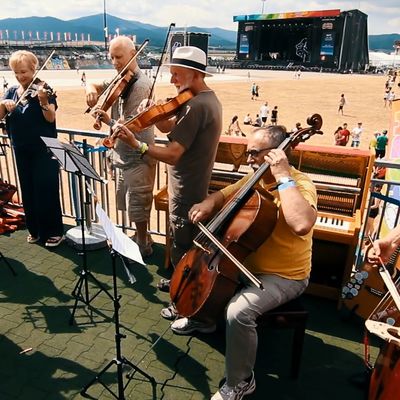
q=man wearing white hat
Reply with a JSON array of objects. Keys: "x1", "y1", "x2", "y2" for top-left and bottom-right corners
[{"x1": 114, "y1": 46, "x2": 222, "y2": 318}]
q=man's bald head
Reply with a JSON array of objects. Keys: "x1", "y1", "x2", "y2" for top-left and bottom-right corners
[
  {"x1": 109, "y1": 36, "x2": 136, "y2": 53},
  {"x1": 109, "y1": 36, "x2": 137, "y2": 72}
]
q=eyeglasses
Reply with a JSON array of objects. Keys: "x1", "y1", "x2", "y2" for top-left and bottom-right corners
[{"x1": 244, "y1": 147, "x2": 274, "y2": 157}]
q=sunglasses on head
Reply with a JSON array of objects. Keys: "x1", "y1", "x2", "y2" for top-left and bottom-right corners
[{"x1": 245, "y1": 147, "x2": 275, "y2": 157}]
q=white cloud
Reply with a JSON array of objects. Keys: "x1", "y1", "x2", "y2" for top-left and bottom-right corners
[{"x1": 0, "y1": 0, "x2": 398, "y2": 34}]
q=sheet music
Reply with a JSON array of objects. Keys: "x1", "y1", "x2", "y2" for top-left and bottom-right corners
[{"x1": 95, "y1": 203, "x2": 144, "y2": 265}]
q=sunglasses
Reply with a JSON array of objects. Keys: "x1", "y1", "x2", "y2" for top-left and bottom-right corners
[{"x1": 245, "y1": 147, "x2": 275, "y2": 157}]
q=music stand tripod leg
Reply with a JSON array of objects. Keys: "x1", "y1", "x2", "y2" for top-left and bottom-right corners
[
  {"x1": 0, "y1": 251, "x2": 17, "y2": 276},
  {"x1": 81, "y1": 250, "x2": 155, "y2": 398},
  {"x1": 69, "y1": 173, "x2": 113, "y2": 325}
]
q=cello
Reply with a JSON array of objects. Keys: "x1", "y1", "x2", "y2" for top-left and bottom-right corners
[{"x1": 169, "y1": 114, "x2": 323, "y2": 323}]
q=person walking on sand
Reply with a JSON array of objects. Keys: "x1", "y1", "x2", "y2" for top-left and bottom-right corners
[
  {"x1": 251, "y1": 82, "x2": 257, "y2": 100},
  {"x1": 259, "y1": 102, "x2": 269, "y2": 126},
  {"x1": 338, "y1": 93, "x2": 346, "y2": 115},
  {"x1": 351, "y1": 122, "x2": 363, "y2": 148}
]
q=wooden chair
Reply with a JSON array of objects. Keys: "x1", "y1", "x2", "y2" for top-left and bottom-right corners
[{"x1": 256, "y1": 296, "x2": 309, "y2": 379}]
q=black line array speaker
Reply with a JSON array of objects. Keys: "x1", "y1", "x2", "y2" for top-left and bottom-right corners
[{"x1": 170, "y1": 32, "x2": 210, "y2": 59}]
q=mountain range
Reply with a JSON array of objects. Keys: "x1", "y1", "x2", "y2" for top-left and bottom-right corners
[
  {"x1": 0, "y1": 14, "x2": 398, "y2": 52},
  {"x1": 0, "y1": 14, "x2": 237, "y2": 49}
]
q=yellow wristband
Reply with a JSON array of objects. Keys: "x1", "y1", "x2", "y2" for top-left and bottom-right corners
[{"x1": 138, "y1": 141, "x2": 149, "y2": 155}]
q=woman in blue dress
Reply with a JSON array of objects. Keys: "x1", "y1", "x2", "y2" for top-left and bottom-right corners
[{"x1": 0, "y1": 50, "x2": 64, "y2": 247}]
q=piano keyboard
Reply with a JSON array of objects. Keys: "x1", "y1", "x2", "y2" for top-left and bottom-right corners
[
  {"x1": 306, "y1": 172, "x2": 359, "y2": 187},
  {"x1": 316, "y1": 215, "x2": 351, "y2": 231}
]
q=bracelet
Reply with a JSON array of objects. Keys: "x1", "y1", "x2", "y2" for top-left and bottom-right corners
[
  {"x1": 40, "y1": 104, "x2": 50, "y2": 111},
  {"x1": 277, "y1": 181, "x2": 297, "y2": 192},
  {"x1": 108, "y1": 119, "x2": 116, "y2": 127},
  {"x1": 138, "y1": 141, "x2": 149, "y2": 156}
]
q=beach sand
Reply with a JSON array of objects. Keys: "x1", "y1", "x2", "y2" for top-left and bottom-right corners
[{"x1": 2, "y1": 67, "x2": 396, "y2": 148}]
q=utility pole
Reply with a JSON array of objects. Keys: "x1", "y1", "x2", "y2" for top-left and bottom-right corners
[{"x1": 103, "y1": 0, "x2": 108, "y2": 52}]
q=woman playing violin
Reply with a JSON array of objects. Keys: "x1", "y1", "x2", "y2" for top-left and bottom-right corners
[
  {"x1": 0, "y1": 50, "x2": 64, "y2": 247},
  {"x1": 85, "y1": 36, "x2": 156, "y2": 257},
  {"x1": 114, "y1": 46, "x2": 222, "y2": 303}
]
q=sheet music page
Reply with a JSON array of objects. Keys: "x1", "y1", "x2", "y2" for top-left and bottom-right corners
[{"x1": 95, "y1": 203, "x2": 144, "y2": 265}]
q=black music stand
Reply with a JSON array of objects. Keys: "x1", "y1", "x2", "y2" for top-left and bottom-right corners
[
  {"x1": 81, "y1": 202, "x2": 156, "y2": 399},
  {"x1": 41, "y1": 137, "x2": 113, "y2": 325}
]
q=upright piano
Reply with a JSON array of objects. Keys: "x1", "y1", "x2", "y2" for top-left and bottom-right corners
[{"x1": 289, "y1": 144, "x2": 374, "y2": 300}]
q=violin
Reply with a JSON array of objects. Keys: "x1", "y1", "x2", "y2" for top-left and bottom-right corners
[
  {"x1": 86, "y1": 39, "x2": 149, "y2": 130},
  {"x1": 92, "y1": 69, "x2": 135, "y2": 130},
  {"x1": 102, "y1": 89, "x2": 194, "y2": 148},
  {"x1": 19, "y1": 78, "x2": 56, "y2": 105},
  {"x1": 11, "y1": 50, "x2": 56, "y2": 111},
  {"x1": 169, "y1": 114, "x2": 323, "y2": 322}
]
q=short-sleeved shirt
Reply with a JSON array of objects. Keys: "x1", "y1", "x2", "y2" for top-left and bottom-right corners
[
  {"x1": 220, "y1": 167, "x2": 317, "y2": 280},
  {"x1": 376, "y1": 135, "x2": 388, "y2": 151},
  {"x1": 167, "y1": 90, "x2": 222, "y2": 207},
  {"x1": 108, "y1": 67, "x2": 155, "y2": 169},
  {"x1": 351, "y1": 127, "x2": 363, "y2": 141},
  {"x1": 259, "y1": 105, "x2": 269, "y2": 118},
  {"x1": 4, "y1": 85, "x2": 58, "y2": 150},
  {"x1": 338, "y1": 129, "x2": 350, "y2": 145}
]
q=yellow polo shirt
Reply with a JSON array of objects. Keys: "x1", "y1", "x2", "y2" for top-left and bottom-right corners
[{"x1": 220, "y1": 167, "x2": 317, "y2": 280}]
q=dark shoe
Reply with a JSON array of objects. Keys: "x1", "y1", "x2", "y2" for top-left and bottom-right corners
[
  {"x1": 160, "y1": 304, "x2": 178, "y2": 320},
  {"x1": 157, "y1": 278, "x2": 170, "y2": 292},
  {"x1": 45, "y1": 236, "x2": 64, "y2": 247}
]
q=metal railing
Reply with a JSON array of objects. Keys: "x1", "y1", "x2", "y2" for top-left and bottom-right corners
[
  {"x1": 355, "y1": 159, "x2": 400, "y2": 267},
  {"x1": 0, "y1": 128, "x2": 169, "y2": 239}
]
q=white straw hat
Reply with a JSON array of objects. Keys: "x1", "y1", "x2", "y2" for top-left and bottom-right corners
[{"x1": 166, "y1": 46, "x2": 212, "y2": 77}]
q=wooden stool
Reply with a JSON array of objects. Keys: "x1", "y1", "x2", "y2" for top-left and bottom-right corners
[
  {"x1": 256, "y1": 297, "x2": 308, "y2": 379},
  {"x1": 153, "y1": 185, "x2": 171, "y2": 268}
]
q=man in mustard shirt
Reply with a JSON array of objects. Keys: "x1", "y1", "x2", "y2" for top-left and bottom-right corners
[{"x1": 172, "y1": 125, "x2": 317, "y2": 400}]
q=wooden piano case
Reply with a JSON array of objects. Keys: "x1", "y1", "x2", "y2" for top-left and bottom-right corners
[{"x1": 289, "y1": 144, "x2": 374, "y2": 301}]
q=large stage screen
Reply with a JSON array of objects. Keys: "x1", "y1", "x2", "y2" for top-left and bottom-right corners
[
  {"x1": 258, "y1": 22, "x2": 313, "y2": 62},
  {"x1": 234, "y1": 9, "x2": 368, "y2": 71},
  {"x1": 320, "y1": 32, "x2": 335, "y2": 56}
]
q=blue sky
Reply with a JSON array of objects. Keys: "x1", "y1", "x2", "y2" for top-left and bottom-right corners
[{"x1": 0, "y1": 1, "x2": 399, "y2": 35}]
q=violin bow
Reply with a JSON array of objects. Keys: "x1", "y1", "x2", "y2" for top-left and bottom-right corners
[
  {"x1": 85, "y1": 39, "x2": 149, "y2": 114},
  {"x1": 13, "y1": 49, "x2": 55, "y2": 109},
  {"x1": 365, "y1": 234, "x2": 400, "y2": 342},
  {"x1": 145, "y1": 22, "x2": 176, "y2": 108}
]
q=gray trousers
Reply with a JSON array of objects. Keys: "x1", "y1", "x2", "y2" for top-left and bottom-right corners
[{"x1": 225, "y1": 273, "x2": 308, "y2": 386}]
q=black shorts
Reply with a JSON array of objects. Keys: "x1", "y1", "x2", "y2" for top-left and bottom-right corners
[
  {"x1": 375, "y1": 149, "x2": 386, "y2": 159},
  {"x1": 369, "y1": 208, "x2": 379, "y2": 218}
]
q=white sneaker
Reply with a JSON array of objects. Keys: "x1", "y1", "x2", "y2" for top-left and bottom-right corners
[
  {"x1": 211, "y1": 372, "x2": 256, "y2": 400},
  {"x1": 170, "y1": 317, "x2": 216, "y2": 335}
]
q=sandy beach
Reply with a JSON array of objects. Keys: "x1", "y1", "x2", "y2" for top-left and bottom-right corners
[{"x1": 1, "y1": 67, "x2": 397, "y2": 148}]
